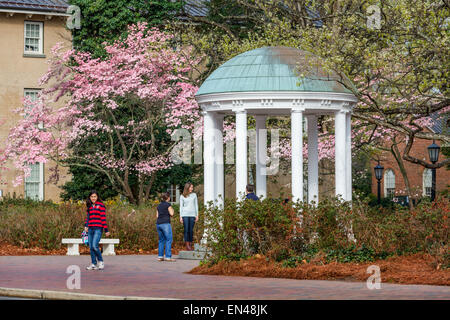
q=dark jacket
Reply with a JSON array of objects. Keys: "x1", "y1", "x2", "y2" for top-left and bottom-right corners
[{"x1": 245, "y1": 193, "x2": 259, "y2": 201}]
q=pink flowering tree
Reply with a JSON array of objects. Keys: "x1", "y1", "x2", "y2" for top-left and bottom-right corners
[{"x1": 3, "y1": 23, "x2": 202, "y2": 204}]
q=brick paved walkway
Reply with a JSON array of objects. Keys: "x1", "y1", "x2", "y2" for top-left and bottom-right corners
[{"x1": 0, "y1": 255, "x2": 449, "y2": 299}]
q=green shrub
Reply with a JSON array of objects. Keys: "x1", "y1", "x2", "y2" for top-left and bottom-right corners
[
  {"x1": 0, "y1": 193, "x2": 447, "y2": 269},
  {"x1": 202, "y1": 196, "x2": 305, "y2": 265},
  {"x1": 202, "y1": 195, "x2": 449, "y2": 266}
]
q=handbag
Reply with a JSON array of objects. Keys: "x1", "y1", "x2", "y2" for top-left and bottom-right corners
[{"x1": 81, "y1": 230, "x2": 89, "y2": 245}]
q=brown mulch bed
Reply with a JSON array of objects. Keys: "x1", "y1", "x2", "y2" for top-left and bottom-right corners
[
  {"x1": 0, "y1": 241, "x2": 182, "y2": 256},
  {"x1": 188, "y1": 254, "x2": 450, "y2": 286}
]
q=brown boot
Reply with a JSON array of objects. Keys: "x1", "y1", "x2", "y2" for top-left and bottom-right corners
[
  {"x1": 189, "y1": 242, "x2": 194, "y2": 251},
  {"x1": 185, "y1": 242, "x2": 190, "y2": 251}
]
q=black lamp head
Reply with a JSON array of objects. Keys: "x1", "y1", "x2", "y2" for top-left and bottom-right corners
[
  {"x1": 427, "y1": 141, "x2": 440, "y2": 164},
  {"x1": 374, "y1": 161, "x2": 384, "y2": 181}
]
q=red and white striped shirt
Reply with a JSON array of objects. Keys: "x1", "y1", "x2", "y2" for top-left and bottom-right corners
[{"x1": 85, "y1": 201, "x2": 108, "y2": 232}]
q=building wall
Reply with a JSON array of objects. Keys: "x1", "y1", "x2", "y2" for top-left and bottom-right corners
[
  {"x1": 0, "y1": 13, "x2": 72, "y2": 201},
  {"x1": 371, "y1": 136, "x2": 449, "y2": 199}
]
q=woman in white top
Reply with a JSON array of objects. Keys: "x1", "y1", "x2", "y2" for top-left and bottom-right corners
[{"x1": 179, "y1": 182, "x2": 198, "y2": 251}]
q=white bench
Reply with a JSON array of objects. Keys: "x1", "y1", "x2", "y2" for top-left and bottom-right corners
[{"x1": 61, "y1": 239, "x2": 120, "y2": 256}]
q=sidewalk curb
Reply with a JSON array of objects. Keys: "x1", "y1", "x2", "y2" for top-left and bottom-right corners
[{"x1": 0, "y1": 287, "x2": 178, "y2": 300}]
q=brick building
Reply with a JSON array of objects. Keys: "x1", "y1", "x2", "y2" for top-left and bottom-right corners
[{"x1": 371, "y1": 114, "x2": 449, "y2": 203}]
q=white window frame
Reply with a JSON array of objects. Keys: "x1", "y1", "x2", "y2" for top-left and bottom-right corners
[
  {"x1": 23, "y1": 89, "x2": 44, "y2": 201},
  {"x1": 423, "y1": 168, "x2": 432, "y2": 197},
  {"x1": 169, "y1": 184, "x2": 180, "y2": 204},
  {"x1": 25, "y1": 162, "x2": 44, "y2": 201},
  {"x1": 384, "y1": 169, "x2": 395, "y2": 198},
  {"x1": 24, "y1": 89, "x2": 40, "y2": 109},
  {"x1": 24, "y1": 89, "x2": 43, "y2": 127},
  {"x1": 24, "y1": 21, "x2": 43, "y2": 55}
]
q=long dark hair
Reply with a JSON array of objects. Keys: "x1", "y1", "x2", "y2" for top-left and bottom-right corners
[
  {"x1": 86, "y1": 190, "x2": 101, "y2": 210},
  {"x1": 182, "y1": 182, "x2": 193, "y2": 198}
]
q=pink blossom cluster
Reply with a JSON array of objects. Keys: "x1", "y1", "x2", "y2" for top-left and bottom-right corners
[
  {"x1": 2, "y1": 23, "x2": 202, "y2": 185},
  {"x1": 134, "y1": 155, "x2": 172, "y2": 177}
]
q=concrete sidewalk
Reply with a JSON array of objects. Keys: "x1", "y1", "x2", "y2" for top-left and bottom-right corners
[{"x1": 0, "y1": 255, "x2": 449, "y2": 299}]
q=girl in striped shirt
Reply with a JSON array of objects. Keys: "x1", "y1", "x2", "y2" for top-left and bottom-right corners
[{"x1": 84, "y1": 191, "x2": 110, "y2": 270}]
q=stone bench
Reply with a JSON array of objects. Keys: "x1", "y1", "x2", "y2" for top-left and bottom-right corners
[
  {"x1": 61, "y1": 238, "x2": 120, "y2": 256},
  {"x1": 178, "y1": 243, "x2": 210, "y2": 260}
]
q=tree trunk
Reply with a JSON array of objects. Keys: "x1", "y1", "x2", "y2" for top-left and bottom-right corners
[
  {"x1": 144, "y1": 173, "x2": 157, "y2": 201},
  {"x1": 390, "y1": 137, "x2": 414, "y2": 209}
]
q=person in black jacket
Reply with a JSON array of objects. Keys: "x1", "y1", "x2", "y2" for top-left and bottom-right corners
[
  {"x1": 245, "y1": 184, "x2": 259, "y2": 201},
  {"x1": 156, "y1": 192, "x2": 175, "y2": 262}
]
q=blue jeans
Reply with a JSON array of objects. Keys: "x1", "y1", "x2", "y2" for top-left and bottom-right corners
[
  {"x1": 182, "y1": 217, "x2": 195, "y2": 242},
  {"x1": 156, "y1": 223, "x2": 172, "y2": 258},
  {"x1": 88, "y1": 227, "x2": 103, "y2": 265}
]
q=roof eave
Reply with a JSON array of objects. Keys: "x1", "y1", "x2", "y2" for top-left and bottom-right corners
[{"x1": 0, "y1": 8, "x2": 70, "y2": 16}]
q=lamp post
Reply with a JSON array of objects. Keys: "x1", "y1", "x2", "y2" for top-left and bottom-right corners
[
  {"x1": 427, "y1": 140, "x2": 440, "y2": 202},
  {"x1": 374, "y1": 161, "x2": 384, "y2": 205}
]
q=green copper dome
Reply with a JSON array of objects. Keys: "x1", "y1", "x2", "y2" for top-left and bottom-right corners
[{"x1": 196, "y1": 46, "x2": 355, "y2": 96}]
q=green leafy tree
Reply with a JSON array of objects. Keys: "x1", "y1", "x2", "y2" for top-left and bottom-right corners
[
  {"x1": 171, "y1": 0, "x2": 267, "y2": 82},
  {"x1": 153, "y1": 163, "x2": 202, "y2": 195},
  {"x1": 175, "y1": 0, "x2": 449, "y2": 204},
  {"x1": 69, "y1": 0, "x2": 183, "y2": 57},
  {"x1": 214, "y1": 0, "x2": 449, "y2": 160},
  {"x1": 60, "y1": 165, "x2": 118, "y2": 201}
]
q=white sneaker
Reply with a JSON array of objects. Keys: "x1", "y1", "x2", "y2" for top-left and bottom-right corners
[
  {"x1": 98, "y1": 261, "x2": 104, "y2": 270},
  {"x1": 86, "y1": 264, "x2": 98, "y2": 270}
]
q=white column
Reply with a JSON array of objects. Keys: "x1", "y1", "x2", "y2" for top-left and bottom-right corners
[
  {"x1": 335, "y1": 110, "x2": 347, "y2": 200},
  {"x1": 235, "y1": 110, "x2": 248, "y2": 199},
  {"x1": 344, "y1": 111, "x2": 355, "y2": 242},
  {"x1": 203, "y1": 111, "x2": 215, "y2": 207},
  {"x1": 307, "y1": 115, "x2": 319, "y2": 205},
  {"x1": 291, "y1": 109, "x2": 304, "y2": 203},
  {"x1": 345, "y1": 112, "x2": 352, "y2": 202},
  {"x1": 214, "y1": 114, "x2": 225, "y2": 207},
  {"x1": 255, "y1": 115, "x2": 267, "y2": 199}
]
